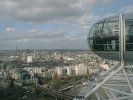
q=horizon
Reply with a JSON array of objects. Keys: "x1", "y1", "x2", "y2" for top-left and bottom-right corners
[{"x1": 0, "y1": 48, "x2": 90, "y2": 51}]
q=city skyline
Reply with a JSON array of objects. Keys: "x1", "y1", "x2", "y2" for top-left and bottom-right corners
[{"x1": 0, "y1": 0, "x2": 132, "y2": 50}]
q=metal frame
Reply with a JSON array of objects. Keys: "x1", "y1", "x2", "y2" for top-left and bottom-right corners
[{"x1": 74, "y1": 13, "x2": 133, "y2": 100}]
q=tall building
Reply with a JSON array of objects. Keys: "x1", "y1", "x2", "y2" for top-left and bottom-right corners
[{"x1": 27, "y1": 56, "x2": 33, "y2": 63}]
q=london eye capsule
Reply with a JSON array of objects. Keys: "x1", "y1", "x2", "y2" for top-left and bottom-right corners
[{"x1": 87, "y1": 12, "x2": 133, "y2": 64}]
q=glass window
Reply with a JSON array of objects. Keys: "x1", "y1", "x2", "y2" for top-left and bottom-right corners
[
  {"x1": 102, "y1": 37, "x2": 119, "y2": 51},
  {"x1": 124, "y1": 13, "x2": 133, "y2": 51},
  {"x1": 125, "y1": 19, "x2": 133, "y2": 35},
  {"x1": 89, "y1": 23, "x2": 103, "y2": 38},
  {"x1": 103, "y1": 20, "x2": 119, "y2": 36},
  {"x1": 93, "y1": 23, "x2": 103, "y2": 37},
  {"x1": 88, "y1": 16, "x2": 119, "y2": 51},
  {"x1": 87, "y1": 38, "x2": 93, "y2": 50},
  {"x1": 125, "y1": 19, "x2": 133, "y2": 50},
  {"x1": 88, "y1": 23, "x2": 103, "y2": 50},
  {"x1": 93, "y1": 37, "x2": 104, "y2": 51}
]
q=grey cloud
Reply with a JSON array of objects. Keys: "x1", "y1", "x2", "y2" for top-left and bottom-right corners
[
  {"x1": 0, "y1": 0, "x2": 112, "y2": 22},
  {"x1": 120, "y1": 5, "x2": 133, "y2": 13},
  {"x1": 0, "y1": 30, "x2": 66, "y2": 41},
  {"x1": 0, "y1": 0, "x2": 84, "y2": 22},
  {"x1": 0, "y1": 0, "x2": 114, "y2": 50}
]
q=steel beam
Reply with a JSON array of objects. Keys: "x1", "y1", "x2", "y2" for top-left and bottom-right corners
[{"x1": 84, "y1": 65, "x2": 123, "y2": 100}]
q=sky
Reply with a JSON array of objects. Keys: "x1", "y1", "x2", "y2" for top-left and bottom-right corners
[{"x1": 0, "y1": 0, "x2": 133, "y2": 50}]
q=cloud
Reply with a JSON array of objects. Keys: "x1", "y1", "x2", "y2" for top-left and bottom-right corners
[
  {"x1": 0, "y1": 29, "x2": 66, "y2": 41},
  {"x1": 0, "y1": 0, "x2": 113, "y2": 22},
  {"x1": 0, "y1": 0, "x2": 117, "y2": 49},
  {"x1": 120, "y1": 5, "x2": 133, "y2": 13},
  {"x1": 0, "y1": 0, "x2": 82, "y2": 22},
  {"x1": 78, "y1": 14, "x2": 98, "y2": 29},
  {"x1": 5, "y1": 27, "x2": 16, "y2": 32}
]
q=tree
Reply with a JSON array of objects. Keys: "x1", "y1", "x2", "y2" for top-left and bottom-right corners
[{"x1": 10, "y1": 79, "x2": 15, "y2": 89}]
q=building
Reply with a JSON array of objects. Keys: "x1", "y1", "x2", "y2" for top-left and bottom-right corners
[
  {"x1": 74, "y1": 64, "x2": 88, "y2": 75},
  {"x1": 27, "y1": 56, "x2": 33, "y2": 63},
  {"x1": 56, "y1": 63, "x2": 88, "y2": 77}
]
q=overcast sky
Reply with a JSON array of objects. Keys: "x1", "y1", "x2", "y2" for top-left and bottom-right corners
[{"x1": 0, "y1": 0, "x2": 133, "y2": 50}]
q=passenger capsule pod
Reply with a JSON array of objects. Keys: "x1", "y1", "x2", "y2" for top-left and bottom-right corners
[{"x1": 87, "y1": 12, "x2": 133, "y2": 64}]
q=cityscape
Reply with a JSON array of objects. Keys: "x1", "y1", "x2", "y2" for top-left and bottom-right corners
[{"x1": 0, "y1": 49, "x2": 112, "y2": 100}]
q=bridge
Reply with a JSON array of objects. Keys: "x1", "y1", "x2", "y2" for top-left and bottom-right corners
[
  {"x1": 30, "y1": 85, "x2": 77, "y2": 100},
  {"x1": 58, "y1": 85, "x2": 75, "y2": 92}
]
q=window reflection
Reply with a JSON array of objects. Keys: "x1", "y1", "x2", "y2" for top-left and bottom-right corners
[
  {"x1": 89, "y1": 22, "x2": 103, "y2": 50},
  {"x1": 88, "y1": 17, "x2": 119, "y2": 51},
  {"x1": 103, "y1": 20, "x2": 119, "y2": 36},
  {"x1": 125, "y1": 19, "x2": 133, "y2": 50}
]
